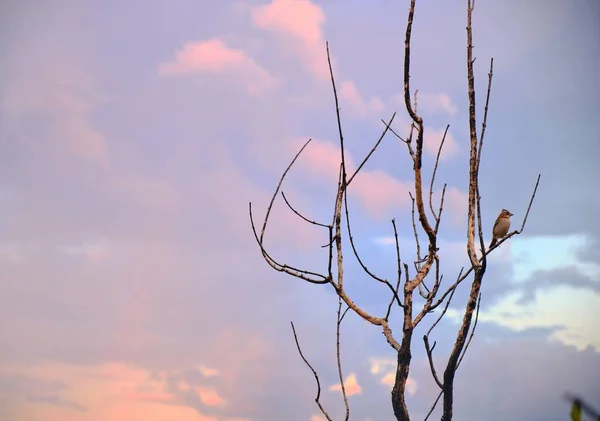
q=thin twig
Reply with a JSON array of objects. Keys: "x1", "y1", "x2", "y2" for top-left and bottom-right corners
[
  {"x1": 517, "y1": 174, "x2": 541, "y2": 233},
  {"x1": 457, "y1": 292, "x2": 482, "y2": 368},
  {"x1": 434, "y1": 184, "x2": 447, "y2": 235},
  {"x1": 348, "y1": 112, "x2": 397, "y2": 185},
  {"x1": 424, "y1": 390, "x2": 443, "y2": 421},
  {"x1": 429, "y1": 125, "x2": 450, "y2": 221},
  {"x1": 249, "y1": 138, "x2": 330, "y2": 284},
  {"x1": 335, "y1": 297, "x2": 350, "y2": 421},
  {"x1": 343, "y1": 188, "x2": 403, "y2": 307},
  {"x1": 291, "y1": 322, "x2": 334, "y2": 421},
  {"x1": 326, "y1": 41, "x2": 347, "y2": 184},
  {"x1": 250, "y1": 205, "x2": 329, "y2": 284},
  {"x1": 386, "y1": 219, "x2": 404, "y2": 319},
  {"x1": 281, "y1": 191, "x2": 329, "y2": 228},
  {"x1": 476, "y1": 58, "x2": 494, "y2": 172},
  {"x1": 424, "y1": 335, "x2": 443, "y2": 389},
  {"x1": 409, "y1": 192, "x2": 422, "y2": 269}
]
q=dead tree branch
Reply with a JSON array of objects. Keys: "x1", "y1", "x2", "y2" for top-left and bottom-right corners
[
  {"x1": 290, "y1": 322, "x2": 334, "y2": 421},
  {"x1": 250, "y1": 0, "x2": 541, "y2": 419}
]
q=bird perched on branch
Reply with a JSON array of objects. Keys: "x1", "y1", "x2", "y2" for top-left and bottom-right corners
[{"x1": 489, "y1": 209, "x2": 513, "y2": 248}]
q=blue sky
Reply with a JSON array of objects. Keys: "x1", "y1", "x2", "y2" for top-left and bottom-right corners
[{"x1": 1, "y1": 0, "x2": 599, "y2": 420}]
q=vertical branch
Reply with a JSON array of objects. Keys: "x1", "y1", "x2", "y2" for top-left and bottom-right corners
[
  {"x1": 326, "y1": 42, "x2": 348, "y2": 183},
  {"x1": 465, "y1": 0, "x2": 479, "y2": 269},
  {"x1": 336, "y1": 298, "x2": 350, "y2": 421},
  {"x1": 441, "y1": 2, "x2": 486, "y2": 421},
  {"x1": 403, "y1": 0, "x2": 436, "y2": 252},
  {"x1": 475, "y1": 58, "x2": 495, "y2": 260},
  {"x1": 429, "y1": 125, "x2": 450, "y2": 222}
]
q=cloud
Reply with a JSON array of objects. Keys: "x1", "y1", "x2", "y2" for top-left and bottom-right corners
[
  {"x1": 2, "y1": 63, "x2": 110, "y2": 166},
  {"x1": 251, "y1": 0, "x2": 383, "y2": 119},
  {"x1": 432, "y1": 186, "x2": 468, "y2": 227},
  {"x1": 196, "y1": 387, "x2": 226, "y2": 406},
  {"x1": 379, "y1": 373, "x2": 417, "y2": 396},
  {"x1": 0, "y1": 361, "x2": 235, "y2": 421},
  {"x1": 511, "y1": 234, "x2": 600, "y2": 282},
  {"x1": 58, "y1": 238, "x2": 112, "y2": 262},
  {"x1": 251, "y1": 0, "x2": 328, "y2": 81},
  {"x1": 369, "y1": 358, "x2": 417, "y2": 396},
  {"x1": 423, "y1": 127, "x2": 458, "y2": 159},
  {"x1": 418, "y1": 93, "x2": 457, "y2": 116},
  {"x1": 159, "y1": 38, "x2": 276, "y2": 96},
  {"x1": 0, "y1": 244, "x2": 25, "y2": 264},
  {"x1": 476, "y1": 286, "x2": 600, "y2": 351},
  {"x1": 340, "y1": 81, "x2": 385, "y2": 117},
  {"x1": 112, "y1": 174, "x2": 181, "y2": 213},
  {"x1": 26, "y1": 395, "x2": 88, "y2": 412},
  {"x1": 197, "y1": 366, "x2": 219, "y2": 378},
  {"x1": 328, "y1": 373, "x2": 362, "y2": 396},
  {"x1": 292, "y1": 138, "x2": 412, "y2": 219}
]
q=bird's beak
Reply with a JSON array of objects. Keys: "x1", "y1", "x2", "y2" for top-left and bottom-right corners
[{"x1": 509, "y1": 212, "x2": 514, "y2": 216}]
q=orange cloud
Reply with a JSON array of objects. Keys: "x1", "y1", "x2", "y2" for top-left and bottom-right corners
[
  {"x1": 197, "y1": 365, "x2": 219, "y2": 377},
  {"x1": 251, "y1": 0, "x2": 328, "y2": 80},
  {"x1": 370, "y1": 358, "x2": 418, "y2": 396},
  {"x1": 329, "y1": 372, "x2": 362, "y2": 396},
  {"x1": 196, "y1": 387, "x2": 226, "y2": 406},
  {"x1": 159, "y1": 38, "x2": 276, "y2": 96},
  {"x1": 0, "y1": 361, "x2": 231, "y2": 421},
  {"x1": 379, "y1": 372, "x2": 417, "y2": 396}
]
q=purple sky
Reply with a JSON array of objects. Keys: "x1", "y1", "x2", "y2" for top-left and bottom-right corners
[{"x1": 1, "y1": 0, "x2": 599, "y2": 420}]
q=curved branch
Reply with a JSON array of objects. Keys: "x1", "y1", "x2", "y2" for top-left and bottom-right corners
[
  {"x1": 291, "y1": 322, "x2": 334, "y2": 421},
  {"x1": 281, "y1": 191, "x2": 329, "y2": 228}
]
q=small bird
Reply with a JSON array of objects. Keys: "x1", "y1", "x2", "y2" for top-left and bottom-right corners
[{"x1": 489, "y1": 209, "x2": 514, "y2": 248}]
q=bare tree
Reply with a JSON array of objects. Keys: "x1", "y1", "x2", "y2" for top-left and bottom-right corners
[{"x1": 249, "y1": 0, "x2": 540, "y2": 420}]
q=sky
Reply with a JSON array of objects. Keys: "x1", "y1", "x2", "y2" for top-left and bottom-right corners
[{"x1": 1, "y1": 0, "x2": 599, "y2": 420}]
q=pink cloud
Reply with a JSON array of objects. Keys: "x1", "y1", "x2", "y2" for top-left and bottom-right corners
[
  {"x1": 340, "y1": 81, "x2": 385, "y2": 117},
  {"x1": 351, "y1": 170, "x2": 412, "y2": 219},
  {"x1": 293, "y1": 137, "x2": 342, "y2": 180},
  {"x1": 122, "y1": 391, "x2": 174, "y2": 403},
  {"x1": 251, "y1": 0, "x2": 329, "y2": 80},
  {"x1": 291, "y1": 139, "x2": 412, "y2": 219},
  {"x1": 159, "y1": 38, "x2": 276, "y2": 96},
  {"x1": 196, "y1": 387, "x2": 226, "y2": 406},
  {"x1": 329, "y1": 372, "x2": 362, "y2": 396},
  {"x1": 430, "y1": 186, "x2": 468, "y2": 227},
  {"x1": 197, "y1": 365, "x2": 219, "y2": 377},
  {"x1": 112, "y1": 174, "x2": 181, "y2": 212},
  {"x1": 423, "y1": 126, "x2": 458, "y2": 159},
  {"x1": 419, "y1": 92, "x2": 457, "y2": 115},
  {"x1": 2, "y1": 64, "x2": 110, "y2": 166},
  {"x1": 0, "y1": 361, "x2": 236, "y2": 421}
]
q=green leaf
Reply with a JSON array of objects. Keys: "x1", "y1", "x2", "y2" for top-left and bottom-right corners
[{"x1": 571, "y1": 400, "x2": 582, "y2": 421}]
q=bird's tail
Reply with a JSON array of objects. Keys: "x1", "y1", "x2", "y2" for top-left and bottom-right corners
[{"x1": 489, "y1": 237, "x2": 497, "y2": 249}]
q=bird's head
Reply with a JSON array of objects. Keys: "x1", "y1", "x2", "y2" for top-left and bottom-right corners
[{"x1": 501, "y1": 209, "x2": 514, "y2": 218}]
